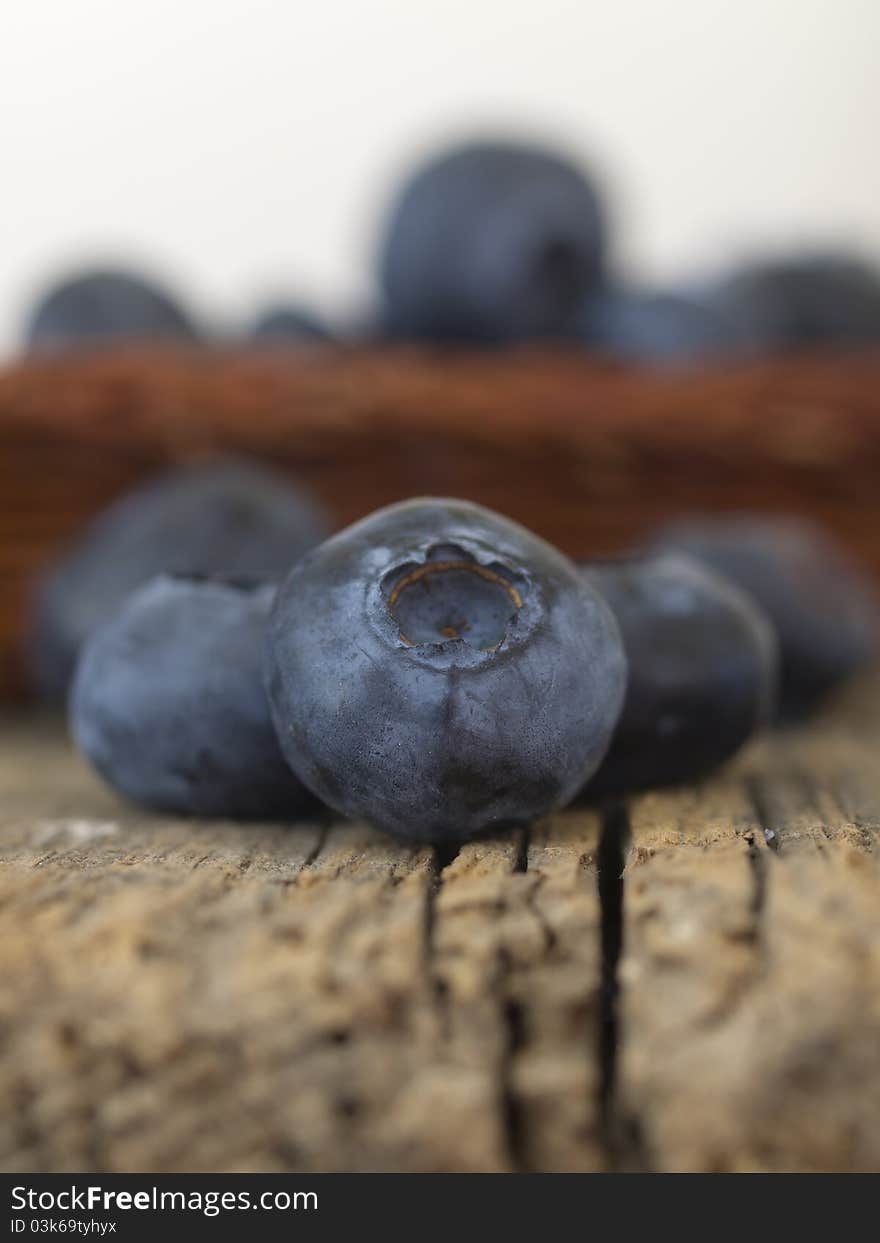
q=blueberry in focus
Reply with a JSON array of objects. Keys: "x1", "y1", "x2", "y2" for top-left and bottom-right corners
[
  {"x1": 252, "y1": 304, "x2": 334, "y2": 343},
  {"x1": 379, "y1": 140, "x2": 606, "y2": 343},
  {"x1": 71, "y1": 575, "x2": 315, "y2": 819},
  {"x1": 582, "y1": 554, "x2": 778, "y2": 797},
  {"x1": 714, "y1": 252, "x2": 880, "y2": 350},
  {"x1": 578, "y1": 285, "x2": 752, "y2": 365},
  {"x1": 25, "y1": 267, "x2": 198, "y2": 351},
  {"x1": 29, "y1": 457, "x2": 330, "y2": 702},
  {"x1": 266, "y1": 498, "x2": 627, "y2": 842},
  {"x1": 651, "y1": 516, "x2": 880, "y2": 718}
]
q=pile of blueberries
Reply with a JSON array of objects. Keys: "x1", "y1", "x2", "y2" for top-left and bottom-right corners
[
  {"x1": 22, "y1": 138, "x2": 880, "y2": 362},
  {"x1": 31, "y1": 459, "x2": 879, "y2": 843}
]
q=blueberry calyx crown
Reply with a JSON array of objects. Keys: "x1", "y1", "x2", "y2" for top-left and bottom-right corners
[{"x1": 381, "y1": 542, "x2": 526, "y2": 651}]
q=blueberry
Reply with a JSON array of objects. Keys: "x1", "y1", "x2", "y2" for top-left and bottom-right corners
[
  {"x1": 265, "y1": 498, "x2": 626, "y2": 842},
  {"x1": 578, "y1": 285, "x2": 752, "y2": 365},
  {"x1": 252, "y1": 304, "x2": 334, "y2": 343},
  {"x1": 379, "y1": 140, "x2": 605, "y2": 343},
  {"x1": 715, "y1": 252, "x2": 880, "y2": 350},
  {"x1": 651, "y1": 516, "x2": 880, "y2": 718},
  {"x1": 25, "y1": 267, "x2": 198, "y2": 351},
  {"x1": 29, "y1": 457, "x2": 330, "y2": 702},
  {"x1": 582, "y1": 554, "x2": 778, "y2": 796},
  {"x1": 71, "y1": 575, "x2": 314, "y2": 818}
]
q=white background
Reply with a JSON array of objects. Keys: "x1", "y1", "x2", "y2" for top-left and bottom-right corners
[{"x1": 2, "y1": 0, "x2": 878, "y2": 351}]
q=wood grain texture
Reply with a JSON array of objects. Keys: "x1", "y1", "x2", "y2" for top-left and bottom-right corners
[
  {"x1": 3, "y1": 345, "x2": 880, "y2": 698},
  {"x1": 1, "y1": 679, "x2": 879, "y2": 1173},
  {"x1": 616, "y1": 704, "x2": 880, "y2": 1172}
]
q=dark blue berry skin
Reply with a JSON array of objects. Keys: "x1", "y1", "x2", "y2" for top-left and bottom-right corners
[
  {"x1": 582, "y1": 554, "x2": 778, "y2": 797},
  {"x1": 651, "y1": 516, "x2": 880, "y2": 719},
  {"x1": 29, "y1": 458, "x2": 330, "y2": 702},
  {"x1": 71, "y1": 575, "x2": 315, "y2": 819},
  {"x1": 578, "y1": 286, "x2": 753, "y2": 365},
  {"x1": 715, "y1": 253, "x2": 880, "y2": 350},
  {"x1": 379, "y1": 141, "x2": 605, "y2": 344},
  {"x1": 252, "y1": 304, "x2": 334, "y2": 343},
  {"x1": 25, "y1": 268, "x2": 198, "y2": 351},
  {"x1": 266, "y1": 498, "x2": 627, "y2": 843}
]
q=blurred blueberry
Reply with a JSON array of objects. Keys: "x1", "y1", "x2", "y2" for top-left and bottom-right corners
[
  {"x1": 583, "y1": 553, "x2": 778, "y2": 796},
  {"x1": 651, "y1": 515, "x2": 880, "y2": 718},
  {"x1": 252, "y1": 304, "x2": 334, "y2": 343},
  {"x1": 379, "y1": 140, "x2": 606, "y2": 343},
  {"x1": 71, "y1": 575, "x2": 315, "y2": 819},
  {"x1": 715, "y1": 252, "x2": 880, "y2": 350},
  {"x1": 266, "y1": 498, "x2": 626, "y2": 842},
  {"x1": 29, "y1": 457, "x2": 330, "y2": 702},
  {"x1": 579, "y1": 285, "x2": 752, "y2": 364},
  {"x1": 25, "y1": 267, "x2": 198, "y2": 350}
]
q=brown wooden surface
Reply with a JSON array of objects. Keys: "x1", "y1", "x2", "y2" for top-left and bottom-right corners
[
  {"x1": 1, "y1": 678, "x2": 879, "y2": 1173},
  {"x1": 3, "y1": 345, "x2": 880, "y2": 698}
]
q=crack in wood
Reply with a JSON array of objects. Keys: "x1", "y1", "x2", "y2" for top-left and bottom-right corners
[
  {"x1": 422, "y1": 841, "x2": 460, "y2": 1030},
  {"x1": 423, "y1": 841, "x2": 459, "y2": 959},
  {"x1": 523, "y1": 875, "x2": 557, "y2": 955},
  {"x1": 512, "y1": 827, "x2": 530, "y2": 874},
  {"x1": 497, "y1": 827, "x2": 531, "y2": 1170},
  {"x1": 299, "y1": 824, "x2": 328, "y2": 872},
  {"x1": 596, "y1": 801, "x2": 629, "y2": 1164},
  {"x1": 744, "y1": 830, "x2": 768, "y2": 939},
  {"x1": 745, "y1": 774, "x2": 781, "y2": 853},
  {"x1": 494, "y1": 923, "x2": 528, "y2": 1172}
]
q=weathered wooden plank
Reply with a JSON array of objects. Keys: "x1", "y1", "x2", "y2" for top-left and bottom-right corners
[
  {"x1": 616, "y1": 732, "x2": 880, "y2": 1172},
  {"x1": 0, "y1": 720, "x2": 605, "y2": 1172},
  {"x1": 1, "y1": 681, "x2": 879, "y2": 1173}
]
